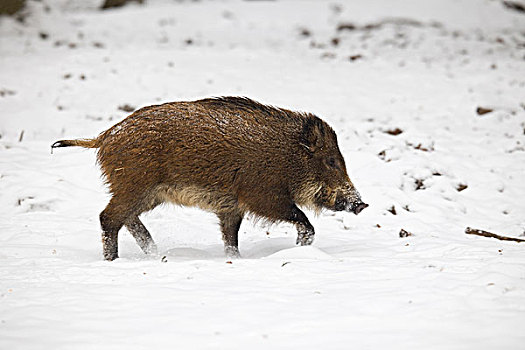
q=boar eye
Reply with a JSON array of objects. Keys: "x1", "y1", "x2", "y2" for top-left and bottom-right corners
[{"x1": 326, "y1": 157, "x2": 337, "y2": 168}]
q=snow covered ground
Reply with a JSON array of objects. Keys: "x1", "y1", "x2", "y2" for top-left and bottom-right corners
[{"x1": 1, "y1": 0, "x2": 525, "y2": 349}]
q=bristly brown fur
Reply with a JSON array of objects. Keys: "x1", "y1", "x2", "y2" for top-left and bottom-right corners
[{"x1": 53, "y1": 96, "x2": 364, "y2": 260}]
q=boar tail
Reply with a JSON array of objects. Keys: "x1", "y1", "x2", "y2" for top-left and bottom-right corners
[{"x1": 51, "y1": 138, "x2": 100, "y2": 152}]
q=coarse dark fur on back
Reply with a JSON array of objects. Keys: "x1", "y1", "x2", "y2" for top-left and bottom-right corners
[{"x1": 53, "y1": 97, "x2": 368, "y2": 260}]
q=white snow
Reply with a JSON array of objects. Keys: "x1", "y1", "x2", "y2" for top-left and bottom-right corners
[{"x1": 1, "y1": 0, "x2": 525, "y2": 349}]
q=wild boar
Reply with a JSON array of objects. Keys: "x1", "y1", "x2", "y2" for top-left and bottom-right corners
[{"x1": 52, "y1": 97, "x2": 368, "y2": 260}]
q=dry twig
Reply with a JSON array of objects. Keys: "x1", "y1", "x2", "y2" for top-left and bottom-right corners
[{"x1": 465, "y1": 227, "x2": 525, "y2": 243}]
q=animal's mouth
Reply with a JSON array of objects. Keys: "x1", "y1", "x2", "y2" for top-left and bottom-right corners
[
  {"x1": 348, "y1": 202, "x2": 369, "y2": 215},
  {"x1": 334, "y1": 197, "x2": 369, "y2": 215},
  {"x1": 318, "y1": 187, "x2": 368, "y2": 215}
]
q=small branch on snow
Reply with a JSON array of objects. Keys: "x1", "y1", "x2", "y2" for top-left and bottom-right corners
[
  {"x1": 502, "y1": 1, "x2": 525, "y2": 14},
  {"x1": 476, "y1": 107, "x2": 493, "y2": 116},
  {"x1": 465, "y1": 227, "x2": 525, "y2": 243},
  {"x1": 101, "y1": 0, "x2": 143, "y2": 10}
]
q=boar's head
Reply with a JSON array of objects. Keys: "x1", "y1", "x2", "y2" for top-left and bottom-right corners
[{"x1": 297, "y1": 117, "x2": 368, "y2": 215}]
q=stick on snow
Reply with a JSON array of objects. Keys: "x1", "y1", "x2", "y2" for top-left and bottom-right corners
[{"x1": 465, "y1": 227, "x2": 525, "y2": 243}]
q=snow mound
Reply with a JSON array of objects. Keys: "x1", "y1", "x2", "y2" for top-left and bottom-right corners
[{"x1": 264, "y1": 246, "x2": 334, "y2": 260}]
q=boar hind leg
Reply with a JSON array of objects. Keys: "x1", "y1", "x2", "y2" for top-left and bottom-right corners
[
  {"x1": 125, "y1": 216, "x2": 157, "y2": 255},
  {"x1": 99, "y1": 201, "x2": 127, "y2": 261},
  {"x1": 218, "y1": 209, "x2": 243, "y2": 258},
  {"x1": 287, "y1": 205, "x2": 315, "y2": 246},
  {"x1": 99, "y1": 193, "x2": 142, "y2": 261}
]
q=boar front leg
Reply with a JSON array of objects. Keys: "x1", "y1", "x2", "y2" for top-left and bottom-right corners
[
  {"x1": 288, "y1": 205, "x2": 315, "y2": 246},
  {"x1": 217, "y1": 209, "x2": 243, "y2": 258}
]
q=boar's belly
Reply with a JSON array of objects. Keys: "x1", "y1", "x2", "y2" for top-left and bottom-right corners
[{"x1": 155, "y1": 184, "x2": 237, "y2": 212}]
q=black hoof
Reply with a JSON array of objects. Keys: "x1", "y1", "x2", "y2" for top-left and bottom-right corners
[
  {"x1": 103, "y1": 252, "x2": 119, "y2": 261},
  {"x1": 225, "y1": 246, "x2": 241, "y2": 258},
  {"x1": 296, "y1": 231, "x2": 315, "y2": 246}
]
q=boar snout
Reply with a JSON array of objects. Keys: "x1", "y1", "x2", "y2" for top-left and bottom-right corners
[
  {"x1": 349, "y1": 201, "x2": 368, "y2": 215},
  {"x1": 334, "y1": 192, "x2": 369, "y2": 215}
]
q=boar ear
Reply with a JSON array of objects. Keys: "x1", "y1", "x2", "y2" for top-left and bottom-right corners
[{"x1": 301, "y1": 118, "x2": 325, "y2": 153}]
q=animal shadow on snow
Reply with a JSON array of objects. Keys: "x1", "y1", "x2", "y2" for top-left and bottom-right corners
[{"x1": 123, "y1": 237, "x2": 295, "y2": 261}]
